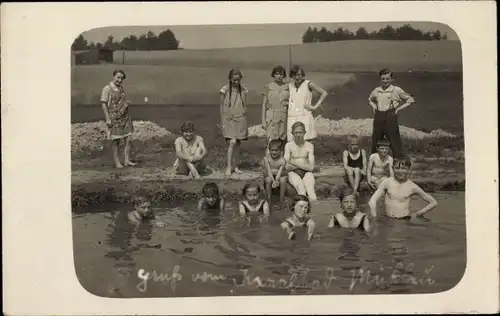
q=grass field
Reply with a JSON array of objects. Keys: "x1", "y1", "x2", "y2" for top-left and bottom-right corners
[
  {"x1": 111, "y1": 40, "x2": 462, "y2": 72},
  {"x1": 72, "y1": 40, "x2": 464, "y2": 181}
]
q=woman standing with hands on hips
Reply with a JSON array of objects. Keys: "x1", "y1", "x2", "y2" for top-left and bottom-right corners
[
  {"x1": 100, "y1": 69, "x2": 137, "y2": 169},
  {"x1": 286, "y1": 65, "x2": 328, "y2": 142}
]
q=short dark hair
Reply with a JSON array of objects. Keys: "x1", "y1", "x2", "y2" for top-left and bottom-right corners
[
  {"x1": 379, "y1": 68, "x2": 393, "y2": 77},
  {"x1": 132, "y1": 195, "x2": 149, "y2": 207},
  {"x1": 202, "y1": 182, "x2": 220, "y2": 198},
  {"x1": 181, "y1": 121, "x2": 195, "y2": 132},
  {"x1": 291, "y1": 121, "x2": 306, "y2": 132},
  {"x1": 377, "y1": 139, "x2": 391, "y2": 147},
  {"x1": 289, "y1": 65, "x2": 305, "y2": 78},
  {"x1": 268, "y1": 139, "x2": 284, "y2": 150},
  {"x1": 290, "y1": 194, "x2": 311, "y2": 214},
  {"x1": 271, "y1": 65, "x2": 287, "y2": 78},
  {"x1": 338, "y1": 187, "x2": 356, "y2": 203},
  {"x1": 242, "y1": 182, "x2": 261, "y2": 196},
  {"x1": 394, "y1": 155, "x2": 412, "y2": 168},
  {"x1": 112, "y1": 69, "x2": 127, "y2": 79}
]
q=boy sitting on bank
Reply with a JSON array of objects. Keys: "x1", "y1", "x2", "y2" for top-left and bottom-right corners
[
  {"x1": 262, "y1": 139, "x2": 287, "y2": 208},
  {"x1": 173, "y1": 121, "x2": 207, "y2": 179},
  {"x1": 367, "y1": 139, "x2": 394, "y2": 190},
  {"x1": 343, "y1": 134, "x2": 368, "y2": 195},
  {"x1": 368, "y1": 155, "x2": 437, "y2": 220}
]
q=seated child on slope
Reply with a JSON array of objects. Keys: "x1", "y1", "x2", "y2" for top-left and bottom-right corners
[
  {"x1": 173, "y1": 121, "x2": 207, "y2": 179},
  {"x1": 367, "y1": 139, "x2": 394, "y2": 189},
  {"x1": 368, "y1": 155, "x2": 438, "y2": 220},
  {"x1": 262, "y1": 139, "x2": 287, "y2": 208},
  {"x1": 281, "y1": 194, "x2": 316, "y2": 241},
  {"x1": 197, "y1": 182, "x2": 225, "y2": 212},
  {"x1": 328, "y1": 188, "x2": 371, "y2": 233}
]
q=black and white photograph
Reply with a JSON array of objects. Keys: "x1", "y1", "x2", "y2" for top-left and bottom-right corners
[
  {"x1": 71, "y1": 22, "x2": 466, "y2": 298},
  {"x1": 3, "y1": 2, "x2": 498, "y2": 315}
]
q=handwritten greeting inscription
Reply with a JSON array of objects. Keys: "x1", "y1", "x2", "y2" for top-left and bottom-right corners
[{"x1": 136, "y1": 263, "x2": 435, "y2": 293}]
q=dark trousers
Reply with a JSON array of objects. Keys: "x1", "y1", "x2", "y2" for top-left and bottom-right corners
[{"x1": 371, "y1": 109, "x2": 403, "y2": 159}]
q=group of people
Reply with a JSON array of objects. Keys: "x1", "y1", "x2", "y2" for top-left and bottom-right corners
[{"x1": 101, "y1": 65, "x2": 438, "y2": 241}]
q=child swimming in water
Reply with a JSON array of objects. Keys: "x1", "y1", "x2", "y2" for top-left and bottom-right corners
[
  {"x1": 328, "y1": 188, "x2": 371, "y2": 232},
  {"x1": 368, "y1": 155, "x2": 438, "y2": 220},
  {"x1": 197, "y1": 182, "x2": 225, "y2": 212},
  {"x1": 263, "y1": 139, "x2": 287, "y2": 208},
  {"x1": 128, "y1": 196, "x2": 165, "y2": 228},
  {"x1": 367, "y1": 139, "x2": 394, "y2": 190},
  {"x1": 238, "y1": 183, "x2": 270, "y2": 218},
  {"x1": 280, "y1": 194, "x2": 315, "y2": 240}
]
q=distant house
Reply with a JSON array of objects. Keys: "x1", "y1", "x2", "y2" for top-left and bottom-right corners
[{"x1": 71, "y1": 48, "x2": 115, "y2": 65}]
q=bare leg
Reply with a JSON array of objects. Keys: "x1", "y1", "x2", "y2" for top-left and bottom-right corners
[
  {"x1": 279, "y1": 176, "x2": 287, "y2": 208},
  {"x1": 265, "y1": 177, "x2": 273, "y2": 203},
  {"x1": 111, "y1": 139, "x2": 123, "y2": 168},
  {"x1": 226, "y1": 139, "x2": 237, "y2": 176},
  {"x1": 302, "y1": 172, "x2": 317, "y2": 201},
  {"x1": 288, "y1": 172, "x2": 306, "y2": 196},
  {"x1": 186, "y1": 162, "x2": 201, "y2": 179},
  {"x1": 233, "y1": 140, "x2": 242, "y2": 173},
  {"x1": 124, "y1": 136, "x2": 137, "y2": 166},
  {"x1": 346, "y1": 169, "x2": 355, "y2": 190},
  {"x1": 353, "y1": 168, "x2": 361, "y2": 193}
]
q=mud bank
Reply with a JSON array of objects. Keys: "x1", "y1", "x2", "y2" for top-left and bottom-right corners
[{"x1": 72, "y1": 165, "x2": 465, "y2": 210}]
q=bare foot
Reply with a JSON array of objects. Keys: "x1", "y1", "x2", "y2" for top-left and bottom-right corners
[
  {"x1": 225, "y1": 167, "x2": 232, "y2": 177},
  {"x1": 115, "y1": 163, "x2": 124, "y2": 169},
  {"x1": 124, "y1": 161, "x2": 137, "y2": 167},
  {"x1": 233, "y1": 167, "x2": 243, "y2": 174}
]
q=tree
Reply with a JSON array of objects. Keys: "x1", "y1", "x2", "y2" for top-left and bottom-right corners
[
  {"x1": 302, "y1": 26, "x2": 315, "y2": 43},
  {"x1": 157, "y1": 29, "x2": 180, "y2": 50},
  {"x1": 355, "y1": 27, "x2": 369, "y2": 39},
  {"x1": 71, "y1": 34, "x2": 89, "y2": 50}
]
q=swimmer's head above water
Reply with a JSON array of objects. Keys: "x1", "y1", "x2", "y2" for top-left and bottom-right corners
[
  {"x1": 338, "y1": 188, "x2": 358, "y2": 214},
  {"x1": 202, "y1": 182, "x2": 221, "y2": 207},
  {"x1": 290, "y1": 194, "x2": 311, "y2": 219},
  {"x1": 132, "y1": 195, "x2": 154, "y2": 219},
  {"x1": 242, "y1": 183, "x2": 262, "y2": 205},
  {"x1": 393, "y1": 155, "x2": 412, "y2": 182}
]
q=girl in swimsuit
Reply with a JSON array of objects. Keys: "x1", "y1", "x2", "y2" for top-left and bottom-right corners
[
  {"x1": 328, "y1": 188, "x2": 371, "y2": 233},
  {"x1": 238, "y1": 183, "x2": 270, "y2": 220},
  {"x1": 281, "y1": 194, "x2": 316, "y2": 240},
  {"x1": 197, "y1": 182, "x2": 225, "y2": 212},
  {"x1": 283, "y1": 121, "x2": 317, "y2": 201}
]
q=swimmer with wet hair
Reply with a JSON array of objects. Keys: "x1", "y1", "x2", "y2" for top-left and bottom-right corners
[
  {"x1": 281, "y1": 194, "x2": 315, "y2": 240},
  {"x1": 368, "y1": 155, "x2": 437, "y2": 220},
  {"x1": 328, "y1": 188, "x2": 371, "y2": 232},
  {"x1": 128, "y1": 196, "x2": 165, "y2": 228},
  {"x1": 197, "y1": 182, "x2": 225, "y2": 212}
]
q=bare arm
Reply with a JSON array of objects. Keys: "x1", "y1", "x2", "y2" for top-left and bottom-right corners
[
  {"x1": 388, "y1": 157, "x2": 394, "y2": 178},
  {"x1": 263, "y1": 157, "x2": 274, "y2": 180},
  {"x1": 306, "y1": 219, "x2": 316, "y2": 240},
  {"x1": 394, "y1": 87, "x2": 415, "y2": 113},
  {"x1": 274, "y1": 160, "x2": 286, "y2": 180},
  {"x1": 219, "y1": 89, "x2": 226, "y2": 119},
  {"x1": 261, "y1": 88, "x2": 268, "y2": 127},
  {"x1": 368, "y1": 178, "x2": 388, "y2": 217},
  {"x1": 367, "y1": 155, "x2": 375, "y2": 183},
  {"x1": 238, "y1": 202, "x2": 246, "y2": 217},
  {"x1": 196, "y1": 137, "x2": 208, "y2": 160},
  {"x1": 363, "y1": 216, "x2": 371, "y2": 233},
  {"x1": 197, "y1": 199, "x2": 205, "y2": 211},
  {"x1": 362, "y1": 150, "x2": 368, "y2": 174},
  {"x1": 343, "y1": 151, "x2": 351, "y2": 172},
  {"x1": 328, "y1": 215, "x2": 336, "y2": 228},
  {"x1": 175, "y1": 139, "x2": 193, "y2": 162},
  {"x1": 219, "y1": 198, "x2": 226, "y2": 212},
  {"x1": 412, "y1": 184, "x2": 438, "y2": 217},
  {"x1": 309, "y1": 82, "x2": 328, "y2": 109},
  {"x1": 262, "y1": 201, "x2": 270, "y2": 216},
  {"x1": 100, "y1": 86, "x2": 112, "y2": 123},
  {"x1": 289, "y1": 144, "x2": 315, "y2": 172}
]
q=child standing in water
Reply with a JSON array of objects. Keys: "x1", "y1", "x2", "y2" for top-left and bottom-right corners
[
  {"x1": 287, "y1": 65, "x2": 328, "y2": 142},
  {"x1": 262, "y1": 139, "x2": 287, "y2": 208},
  {"x1": 128, "y1": 196, "x2": 165, "y2": 228},
  {"x1": 281, "y1": 195, "x2": 315, "y2": 240},
  {"x1": 262, "y1": 65, "x2": 290, "y2": 145},
  {"x1": 328, "y1": 188, "x2": 371, "y2": 232},
  {"x1": 368, "y1": 155, "x2": 437, "y2": 220},
  {"x1": 197, "y1": 182, "x2": 225, "y2": 212},
  {"x1": 367, "y1": 139, "x2": 394, "y2": 189},
  {"x1": 220, "y1": 68, "x2": 248, "y2": 177},
  {"x1": 284, "y1": 122, "x2": 317, "y2": 201},
  {"x1": 100, "y1": 69, "x2": 137, "y2": 169},
  {"x1": 173, "y1": 121, "x2": 207, "y2": 179},
  {"x1": 342, "y1": 134, "x2": 368, "y2": 194},
  {"x1": 238, "y1": 183, "x2": 270, "y2": 218},
  {"x1": 369, "y1": 68, "x2": 415, "y2": 159}
]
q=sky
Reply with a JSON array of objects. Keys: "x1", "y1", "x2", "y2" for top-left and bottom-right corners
[{"x1": 82, "y1": 22, "x2": 459, "y2": 50}]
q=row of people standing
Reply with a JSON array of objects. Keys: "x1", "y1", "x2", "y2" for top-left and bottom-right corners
[{"x1": 100, "y1": 65, "x2": 415, "y2": 172}]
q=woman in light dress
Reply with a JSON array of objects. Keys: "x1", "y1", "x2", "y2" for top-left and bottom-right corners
[{"x1": 286, "y1": 65, "x2": 328, "y2": 142}]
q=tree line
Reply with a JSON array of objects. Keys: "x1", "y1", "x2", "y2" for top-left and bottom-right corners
[
  {"x1": 71, "y1": 29, "x2": 181, "y2": 51},
  {"x1": 302, "y1": 24, "x2": 449, "y2": 43}
]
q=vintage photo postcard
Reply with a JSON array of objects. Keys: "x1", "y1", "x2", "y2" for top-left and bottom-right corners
[{"x1": 2, "y1": 1, "x2": 499, "y2": 315}]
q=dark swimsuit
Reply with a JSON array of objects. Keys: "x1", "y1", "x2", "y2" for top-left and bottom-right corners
[
  {"x1": 242, "y1": 201, "x2": 265, "y2": 214},
  {"x1": 347, "y1": 151, "x2": 364, "y2": 169},
  {"x1": 285, "y1": 218, "x2": 311, "y2": 228},
  {"x1": 291, "y1": 169, "x2": 307, "y2": 178},
  {"x1": 331, "y1": 214, "x2": 368, "y2": 230}
]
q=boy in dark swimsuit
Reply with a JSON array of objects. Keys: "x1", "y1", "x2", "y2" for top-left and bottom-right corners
[{"x1": 343, "y1": 134, "x2": 367, "y2": 195}]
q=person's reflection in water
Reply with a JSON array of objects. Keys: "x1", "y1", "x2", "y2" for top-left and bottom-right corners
[{"x1": 338, "y1": 230, "x2": 362, "y2": 261}]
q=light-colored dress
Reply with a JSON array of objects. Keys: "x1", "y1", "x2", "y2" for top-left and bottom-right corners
[
  {"x1": 101, "y1": 82, "x2": 134, "y2": 140},
  {"x1": 263, "y1": 82, "x2": 289, "y2": 140},
  {"x1": 220, "y1": 84, "x2": 248, "y2": 140},
  {"x1": 287, "y1": 80, "x2": 316, "y2": 141}
]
